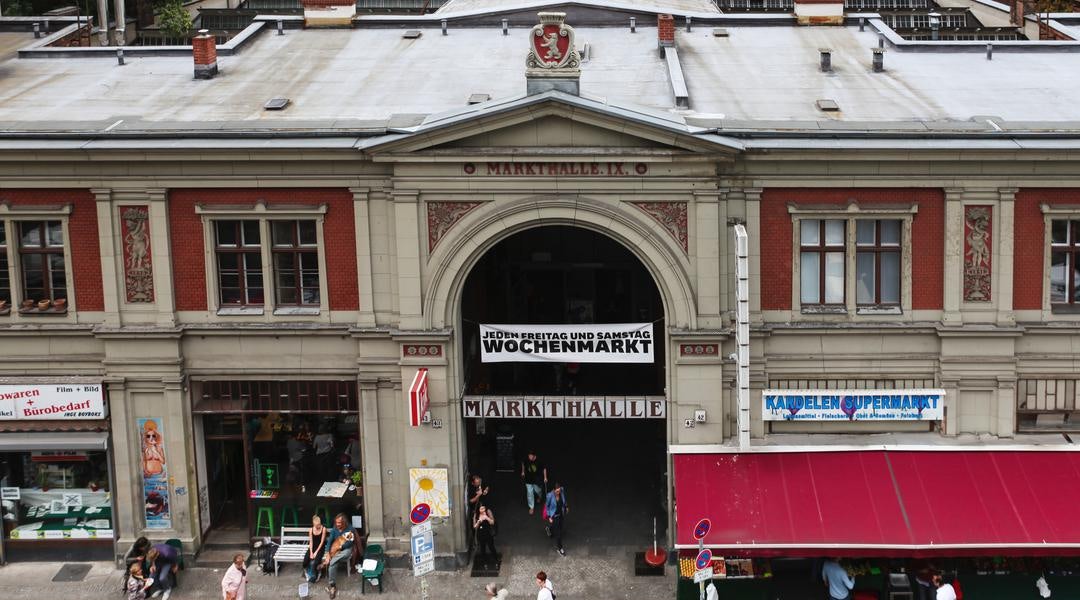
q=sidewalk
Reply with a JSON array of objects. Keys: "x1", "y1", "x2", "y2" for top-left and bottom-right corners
[{"x1": 0, "y1": 546, "x2": 674, "y2": 600}]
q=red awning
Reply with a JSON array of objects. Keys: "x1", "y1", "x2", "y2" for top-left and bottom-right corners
[{"x1": 673, "y1": 449, "x2": 1080, "y2": 557}]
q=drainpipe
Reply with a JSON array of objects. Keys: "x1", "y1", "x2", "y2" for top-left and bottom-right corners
[{"x1": 734, "y1": 224, "x2": 750, "y2": 450}]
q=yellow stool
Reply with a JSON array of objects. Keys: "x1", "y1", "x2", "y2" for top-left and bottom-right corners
[{"x1": 255, "y1": 506, "x2": 275, "y2": 537}]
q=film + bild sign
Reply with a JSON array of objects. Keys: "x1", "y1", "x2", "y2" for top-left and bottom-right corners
[
  {"x1": 762, "y1": 389, "x2": 946, "y2": 421},
  {"x1": 0, "y1": 384, "x2": 105, "y2": 420}
]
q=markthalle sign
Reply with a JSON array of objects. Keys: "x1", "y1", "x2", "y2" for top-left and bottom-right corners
[{"x1": 479, "y1": 323, "x2": 654, "y2": 364}]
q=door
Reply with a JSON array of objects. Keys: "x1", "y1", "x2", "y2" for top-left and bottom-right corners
[{"x1": 205, "y1": 437, "x2": 248, "y2": 531}]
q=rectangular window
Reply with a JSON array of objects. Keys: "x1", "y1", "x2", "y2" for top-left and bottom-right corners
[
  {"x1": 19, "y1": 220, "x2": 66, "y2": 303},
  {"x1": 1050, "y1": 219, "x2": 1080, "y2": 305},
  {"x1": 271, "y1": 220, "x2": 320, "y2": 306},
  {"x1": 855, "y1": 220, "x2": 902, "y2": 306},
  {"x1": 0, "y1": 222, "x2": 9, "y2": 306},
  {"x1": 800, "y1": 219, "x2": 845, "y2": 305},
  {"x1": 215, "y1": 220, "x2": 264, "y2": 306}
]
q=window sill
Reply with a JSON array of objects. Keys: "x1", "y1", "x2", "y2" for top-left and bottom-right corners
[
  {"x1": 800, "y1": 305, "x2": 847, "y2": 315},
  {"x1": 18, "y1": 306, "x2": 68, "y2": 316},
  {"x1": 273, "y1": 307, "x2": 321, "y2": 316},
  {"x1": 1050, "y1": 304, "x2": 1080, "y2": 315},
  {"x1": 216, "y1": 306, "x2": 265, "y2": 316},
  {"x1": 856, "y1": 306, "x2": 902, "y2": 316}
]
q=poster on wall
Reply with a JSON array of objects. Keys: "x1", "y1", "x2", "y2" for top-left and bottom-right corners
[
  {"x1": 479, "y1": 323, "x2": 654, "y2": 363},
  {"x1": 138, "y1": 417, "x2": 172, "y2": 529},
  {"x1": 409, "y1": 468, "x2": 449, "y2": 517},
  {"x1": 762, "y1": 389, "x2": 946, "y2": 421}
]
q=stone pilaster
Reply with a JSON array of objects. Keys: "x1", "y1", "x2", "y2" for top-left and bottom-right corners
[
  {"x1": 942, "y1": 188, "x2": 965, "y2": 325},
  {"x1": 359, "y1": 379, "x2": 385, "y2": 544},
  {"x1": 92, "y1": 188, "x2": 121, "y2": 327},
  {"x1": 393, "y1": 190, "x2": 423, "y2": 330},
  {"x1": 996, "y1": 188, "x2": 1017, "y2": 326},
  {"x1": 146, "y1": 189, "x2": 176, "y2": 327},
  {"x1": 352, "y1": 188, "x2": 377, "y2": 328},
  {"x1": 694, "y1": 190, "x2": 722, "y2": 329},
  {"x1": 744, "y1": 187, "x2": 763, "y2": 325}
]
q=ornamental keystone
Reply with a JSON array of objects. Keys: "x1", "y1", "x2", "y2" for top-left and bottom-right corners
[{"x1": 525, "y1": 12, "x2": 581, "y2": 96}]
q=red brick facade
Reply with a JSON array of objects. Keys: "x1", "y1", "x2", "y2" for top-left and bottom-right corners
[
  {"x1": 1014, "y1": 189, "x2": 1080, "y2": 310},
  {"x1": 169, "y1": 189, "x2": 359, "y2": 312},
  {"x1": 0, "y1": 189, "x2": 103, "y2": 311},
  {"x1": 759, "y1": 188, "x2": 944, "y2": 311}
]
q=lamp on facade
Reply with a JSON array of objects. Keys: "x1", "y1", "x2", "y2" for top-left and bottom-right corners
[{"x1": 929, "y1": 11, "x2": 942, "y2": 40}]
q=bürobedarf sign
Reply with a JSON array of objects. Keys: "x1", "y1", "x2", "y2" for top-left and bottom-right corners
[
  {"x1": 480, "y1": 323, "x2": 654, "y2": 363},
  {"x1": 0, "y1": 383, "x2": 106, "y2": 420}
]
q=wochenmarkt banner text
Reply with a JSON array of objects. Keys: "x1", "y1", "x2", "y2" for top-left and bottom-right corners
[{"x1": 479, "y1": 323, "x2": 654, "y2": 363}]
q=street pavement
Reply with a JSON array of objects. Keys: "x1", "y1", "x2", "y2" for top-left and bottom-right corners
[{"x1": 0, "y1": 546, "x2": 674, "y2": 600}]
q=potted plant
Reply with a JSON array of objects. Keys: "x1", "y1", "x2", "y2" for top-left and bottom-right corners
[
  {"x1": 52, "y1": 298, "x2": 66, "y2": 310},
  {"x1": 37, "y1": 299, "x2": 51, "y2": 310}
]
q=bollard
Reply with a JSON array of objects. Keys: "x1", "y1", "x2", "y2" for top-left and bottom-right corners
[
  {"x1": 277, "y1": 19, "x2": 283, "y2": 35},
  {"x1": 686, "y1": 16, "x2": 692, "y2": 32},
  {"x1": 33, "y1": 22, "x2": 41, "y2": 39},
  {"x1": 819, "y1": 48, "x2": 832, "y2": 72},
  {"x1": 502, "y1": 19, "x2": 508, "y2": 35},
  {"x1": 630, "y1": 17, "x2": 636, "y2": 33},
  {"x1": 441, "y1": 19, "x2": 447, "y2": 35},
  {"x1": 116, "y1": 48, "x2": 124, "y2": 66},
  {"x1": 859, "y1": 17, "x2": 865, "y2": 32},
  {"x1": 872, "y1": 48, "x2": 884, "y2": 72},
  {"x1": 986, "y1": 43, "x2": 993, "y2": 60}
]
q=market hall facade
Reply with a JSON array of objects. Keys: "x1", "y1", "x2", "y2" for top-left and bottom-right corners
[{"x1": 0, "y1": 0, "x2": 1078, "y2": 582}]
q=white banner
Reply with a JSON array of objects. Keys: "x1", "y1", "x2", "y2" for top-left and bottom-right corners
[
  {"x1": 479, "y1": 323, "x2": 654, "y2": 363},
  {"x1": 762, "y1": 389, "x2": 945, "y2": 421},
  {"x1": 0, "y1": 384, "x2": 105, "y2": 420}
]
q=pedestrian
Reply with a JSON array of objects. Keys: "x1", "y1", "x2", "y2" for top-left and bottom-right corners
[
  {"x1": 122, "y1": 536, "x2": 152, "y2": 593},
  {"x1": 544, "y1": 482, "x2": 569, "y2": 556},
  {"x1": 467, "y1": 474, "x2": 491, "y2": 521},
  {"x1": 221, "y1": 554, "x2": 248, "y2": 600},
  {"x1": 485, "y1": 582, "x2": 510, "y2": 600},
  {"x1": 535, "y1": 571, "x2": 555, "y2": 600},
  {"x1": 304, "y1": 514, "x2": 328, "y2": 583},
  {"x1": 821, "y1": 558, "x2": 854, "y2": 600},
  {"x1": 705, "y1": 580, "x2": 718, "y2": 600},
  {"x1": 933, "y1": 573, "x2": 958, "y2": 600},
  {"x1": 320, "y1": 513, "x2": 356, "y2": 599},
  {"x1": 126, "y1": 562, "x2": 153, "y2": 600},
  {"x1": 473, "y1": 504, "x2": 498, "y2": 567},
  {"x1": 146, "y1": 542, "x2": 180, "y2": 599},
  {"x1": 520, "y1": 450, "x2": 547, "y2": 516}
]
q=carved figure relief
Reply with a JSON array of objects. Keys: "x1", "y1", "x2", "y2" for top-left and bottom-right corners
[
  {"x1": 120, "y1": 205, "x2": 155, "y2": 303},
  {"x1": 632, "y1": 202, "x2": 689, "y2": 253},
  {"x1": 427, "y1": 201, "x2": 482, "y2": 253},
  {"x1": 963, "y1": 205, "x2": 992, "y2": 302}
]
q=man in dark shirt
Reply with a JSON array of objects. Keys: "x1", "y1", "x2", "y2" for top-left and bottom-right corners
[
  {"x1": 520, "y1": 451, "x2": 547, "y2": 515},
  {"x1": 467, "y1": 474, "x2": 491, "y2": 522}
]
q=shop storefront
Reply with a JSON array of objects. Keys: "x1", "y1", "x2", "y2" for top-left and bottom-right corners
[
  {"x1": 192, "y1": 380, "x2": 364, "y2": 542},
  {"x1": 0, "y1": 382, "x2": 114, "y2": 562},
  {"x1": 671, "y1": 447, "x2": 1080, "y2": 600}
]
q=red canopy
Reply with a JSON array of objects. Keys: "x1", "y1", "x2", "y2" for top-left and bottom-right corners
[{"x1": 673, "y1": 449, "x2": 1080, "y2": 557}]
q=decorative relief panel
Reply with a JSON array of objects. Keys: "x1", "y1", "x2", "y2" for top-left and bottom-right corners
[
  {"x1": 403, "y1": 344, "x2": 443, "y2": 358},
  {"x1": 120, "y1": 205, "x2": 154, "y2": 303},
  {"x1": 680, "y1": 344, "x2": 718, "y2": 357},
  {"x1": 631, "y1": 202, "x2": 688, "y2": 253},
  {"x1": 963, "y1": 205, "x2": 992, "y2": 302},
  {"x1": 427, "y1": 201, "x2": 481, "y2": 253}
]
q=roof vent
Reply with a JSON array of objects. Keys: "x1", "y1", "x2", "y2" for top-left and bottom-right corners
[
  {"x1": 712, "y1": 28, "x2": 729, "y2": 37},
  {"x1": 816, "y1": 99, "x2": 840, "y2": 112},
  {"x1": 403, "y1": 30, "x2": 422, "y2": 39},
  {"x1": 467, "y1": 93, "x2": 491, "y2": 105},
  {"x1": 264, "y1": 97, "x2": 291, "y2": 111}
]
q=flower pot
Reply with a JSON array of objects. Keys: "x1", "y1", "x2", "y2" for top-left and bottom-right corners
[
  {"x1": 21, "y1": 299, "x2": 34, "y2": 309},
  {"x1": 0, "y1": 300, "x2": 7, "y2": 310},
  {"x1": 52, "y1": 298, "x2": 66, "y2": 309},
  {"x1": 37, "y1": 299, "x2": 51, "y2": 310}
]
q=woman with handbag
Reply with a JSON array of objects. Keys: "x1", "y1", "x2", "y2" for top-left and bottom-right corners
[
  {"x1": 473, "y1": 504, "x2": 497, "y2": 567},
  {"x1": 221, "y1": 554, "x2": 248, "y2": 600}
]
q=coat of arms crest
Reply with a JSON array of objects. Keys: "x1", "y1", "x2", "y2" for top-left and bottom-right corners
[{"x1": 526, "y1": 12, "x2": 580, "y2": 72}]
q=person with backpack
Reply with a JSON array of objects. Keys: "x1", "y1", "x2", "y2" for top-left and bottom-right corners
[{"x1": 543, "y1": 483, "x2": 569, "y2": 556}]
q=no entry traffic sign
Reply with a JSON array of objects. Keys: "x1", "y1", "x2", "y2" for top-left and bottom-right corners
[
  {"x1": 695, "y1": 549, "x2": 713, "y2": 570},
  {"x1": 410, "y1": 502, "x2": 431, "y2": 525},
  {"x1": 693, "y1": 517, "x2": 711, "y2": 541}
]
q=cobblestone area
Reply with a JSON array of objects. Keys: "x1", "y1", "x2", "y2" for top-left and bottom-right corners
[{"x1": 0, "y1": 546, "x2": 674, "y2": 600}]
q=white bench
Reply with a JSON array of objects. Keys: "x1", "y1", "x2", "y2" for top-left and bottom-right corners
[{"x1": 273, "y1": 526, "x2": 311, "y2": 576}]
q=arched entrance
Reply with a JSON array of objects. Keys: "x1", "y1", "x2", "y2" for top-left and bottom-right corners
[{"x1": 458, "y1": 224, "x2": 669, "y2": 559}]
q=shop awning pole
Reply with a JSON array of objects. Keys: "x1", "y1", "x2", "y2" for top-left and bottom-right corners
[{"x1": 733, "y1": 224, "x2": 750, "y2": 451}]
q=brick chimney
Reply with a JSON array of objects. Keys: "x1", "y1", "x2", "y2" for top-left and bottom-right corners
[
  {"x1": 658, "y1": 14, "x2": 675, "y2": 50},
  {"x1": 1010, "y1": 0, "x2": 1025, "y2": 27},
  {"x1": 192, "y1": 29, "x2": 218, "y2": 80}
]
